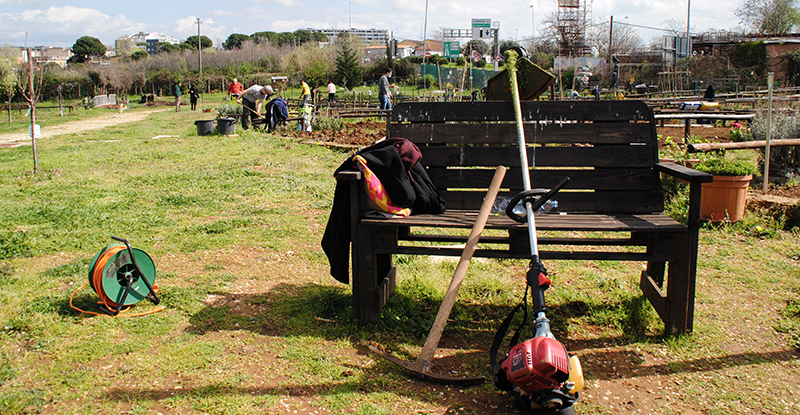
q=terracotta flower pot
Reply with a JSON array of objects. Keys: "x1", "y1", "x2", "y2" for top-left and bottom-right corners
[{"x1": 700, "y1": 175, "x2": 752, "y2": 223}]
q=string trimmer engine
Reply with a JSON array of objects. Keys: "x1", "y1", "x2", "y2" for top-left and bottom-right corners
[{"x1": 493, "y1": 263, "x2": 582, "y2": 413}]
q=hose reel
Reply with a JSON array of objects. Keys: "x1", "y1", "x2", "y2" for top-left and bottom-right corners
[{"x1": 71, "y1": 236, "x2": 162, "y2": 316}]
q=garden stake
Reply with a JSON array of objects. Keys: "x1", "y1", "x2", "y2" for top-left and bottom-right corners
[{"x1": 369, "y1": 165, "x2": 506, "y2": 385}]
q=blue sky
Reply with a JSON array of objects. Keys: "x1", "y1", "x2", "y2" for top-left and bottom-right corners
[{"x1": 1, "y1": 0, "x2": 742, "y2": 49}]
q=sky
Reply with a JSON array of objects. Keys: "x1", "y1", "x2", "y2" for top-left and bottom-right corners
[{"x1": 0, "y1": 0, "x2": 744, "y2": 49}]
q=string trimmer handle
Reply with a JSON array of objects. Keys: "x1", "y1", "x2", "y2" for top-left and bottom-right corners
[
  {"x1": 527, "y1": 260, "x2": 551, "y2": 314},
  {"x1": 505, "y1": 177, "x2": 571, "y2": 223}
]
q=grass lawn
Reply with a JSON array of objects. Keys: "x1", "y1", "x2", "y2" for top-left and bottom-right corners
[{"x1": 0, "y1": 98, "x2": 798, "y2": 414}]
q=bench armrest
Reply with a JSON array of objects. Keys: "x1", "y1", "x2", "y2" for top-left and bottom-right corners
[{"x1": 656, "y1": 162, "x2": 713, "y2": 184}]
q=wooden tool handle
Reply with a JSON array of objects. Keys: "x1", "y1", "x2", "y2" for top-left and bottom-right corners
[{"x1": 416, "y1": 165, "x2": 507, "y2": 367}]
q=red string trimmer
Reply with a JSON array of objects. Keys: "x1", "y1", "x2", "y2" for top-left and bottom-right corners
[{"x1": 489, "y1": 50, "x2": 584, "y2": 414}]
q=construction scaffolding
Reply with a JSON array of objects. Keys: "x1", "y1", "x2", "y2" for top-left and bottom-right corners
[{"x1": 557, "y1": 0, "x2": 591, "y2": 57}]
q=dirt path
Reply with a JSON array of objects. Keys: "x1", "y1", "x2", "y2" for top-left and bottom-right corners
[{"x1": 0, "y1": 109, "x2": 169, "y2": 148}]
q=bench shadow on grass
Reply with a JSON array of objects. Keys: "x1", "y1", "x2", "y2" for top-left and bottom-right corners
[
  {"x1": 63, "y1": 281, "x2": 799, "y2": 392},
  {"x1": 178, "y1": 282, "x2": 800, "y2": 382}
]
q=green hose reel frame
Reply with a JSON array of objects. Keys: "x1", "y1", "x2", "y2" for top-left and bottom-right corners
[{"x1": 87, "y1": 236, "x2": 160, "y2": 316}]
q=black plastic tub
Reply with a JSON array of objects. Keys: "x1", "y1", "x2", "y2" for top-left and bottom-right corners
[
  {"x1": 195, "y1": 120, "x2": 215, "y2": 136},
  {"x1": 216, "y1": 117, "x2": 236, "y2": 135}
]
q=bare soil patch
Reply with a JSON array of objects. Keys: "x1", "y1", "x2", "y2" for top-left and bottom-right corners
[
  {"x1": 0, "y1": 109, "x2": 169, "y2": 148},
  {"x1": 292, "y1": 120, "x2": 385, "y2": 148}
]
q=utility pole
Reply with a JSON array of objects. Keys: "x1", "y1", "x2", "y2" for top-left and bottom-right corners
[
  {"x1": 608, "y1": 16, "x2": 613, "y2": 69},
  {"x1": 423, "y1": 0, "x2": 429, "y2": 89},
  {"x1": 197, "y1": 17, "x2": 203, "y2": 107},
  {"x1": 686, "y1": 0, "x2": 691, "y2": 91},
  {"x1": 530, "y1": 4, "x2": 536, "y2": 53}
]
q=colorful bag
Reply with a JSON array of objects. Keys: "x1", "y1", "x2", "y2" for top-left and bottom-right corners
[{"x1": 353, "y1": 155, "x2": 411, "y2": 218}]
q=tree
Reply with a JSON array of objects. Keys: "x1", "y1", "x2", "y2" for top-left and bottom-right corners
[
  {"x1": 115, "y1": 36, "x2": 134, "y2": 58},
  {"x1": 70, "y1": 36, "x2": 106, "y2": 64},
  {"x1": 293, "y1": 30, "x2": 313, "y2": 44},
  {"x1": 250, "y1": 31, "x2": 271, "y2": 44},
  {"x1": 736, "y1": 0, "x2": 800, "y2": 35},
  {"x1": 462, "y1": 39, "x2": 490, "y2": 58},
  {"x1": 131, "y1": 49, "x2": 149, "y2": 61},
  {"x1": 18, "y1": 49, "x2": 48, "y2": 174},
  {"x1": 184, "y1": 35, "x2": 213, "y2": 50},
  {"x1": 0, "y1": 46, "x2": 19, "y2": 125},
  {"x1": 588, "y1": 18, "x2": 644, "y2": 58},
  {"x1": 224, "y1": 33, "x2": 251, "y2": 50},
  {"x1": 157, "y1": 42, "x2": 182, "y2": 54},
  {"x1": 335, "y1": 41, "x2": 363, "y2": 89},
  {"x1": 499, "y1": 40, "x2": 522, "y2": 57}
]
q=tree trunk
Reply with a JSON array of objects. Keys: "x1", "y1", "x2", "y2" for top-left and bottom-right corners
[{"x1": 27, "y1": 49, "x2": 39, "y2": 174}]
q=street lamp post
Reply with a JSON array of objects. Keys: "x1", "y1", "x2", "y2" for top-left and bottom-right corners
[
  {"x1": 349, "y1": 1, "x2": 353, "y2": 42},
  {"x1": 530, "y1": 4, "x2": 535, "y2": 53}
]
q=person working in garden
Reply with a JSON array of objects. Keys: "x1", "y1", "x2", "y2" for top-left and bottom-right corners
[
  {"x1": 378, "y1": 68, "x2": 394, "y2": 110},
  {"x1": 300, "y1": 80, "x2": 311, "y2": 106},
  {"x1": 237, "y1": 84, "x2": 274, "y2": 130},
  {"x1": 327, "y1": 81, "x2": 336, "y2": 102},
  {"x1": 228, "y1": 78, "x2": 243, "y2": 99}
]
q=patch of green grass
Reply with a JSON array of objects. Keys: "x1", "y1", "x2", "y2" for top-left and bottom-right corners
[{"x1": 0, "y1": 104, "x2": 798, "y2": 414}]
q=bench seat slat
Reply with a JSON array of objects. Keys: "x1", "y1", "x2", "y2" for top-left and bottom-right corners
[
  {"x1": 390, "y1": 101, "x2": 654, "y2": 123},
  {"x1": 438, "y1": 190, "x2": 665, "y2": 213},
  {"x1": 427, "y1": 167, "x2": 661, "y2": 191},
  {"x1": 394, "y1": 122, "x2": 654, "y2": 145},
  {"x1": 384, "y1": 246, "x2": 654, "y2": 261},
  {"x1": 361, "y1": 211, "x2": 685, "y2": 232},
  {"x1": 419, "y1": 145, "x2": 656, "y2": 168}
]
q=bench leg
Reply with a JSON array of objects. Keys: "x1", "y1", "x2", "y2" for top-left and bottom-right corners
[
  {"x1": 641, "y1": 232, "x2": 694, "y2": 335},
  {"x1": 352, "y1": 225, "x2": 396, "y2": 326},
  {"x1": 646, "y1": 260, "x2": 666, "y2": 287}
]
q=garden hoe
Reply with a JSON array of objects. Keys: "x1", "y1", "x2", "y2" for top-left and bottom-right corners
[
  {"x1": 368, "y1": 165, "x2": 506, "y2": 385},
  {"x1": 489, "y1": 49, "x2": 583, "y2": 415}
]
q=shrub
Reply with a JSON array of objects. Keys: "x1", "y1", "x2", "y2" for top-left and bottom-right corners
[
  {"x1": 693, "y1": 153, "x2": 758, "y2": 176},
  {"x1": 417, "y1": 74, "x2": 436, "y2": 88},
  {"x1": 750, "y1": 109, "x2": 800, "y2": 177},
  {"x1": 312, "y1": 116, "x2": 345, "y2": 131}
]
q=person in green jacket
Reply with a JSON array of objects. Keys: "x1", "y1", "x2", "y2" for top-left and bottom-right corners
[{"x1": 174, "y1": 81, "x2": 182, "y2": 112}]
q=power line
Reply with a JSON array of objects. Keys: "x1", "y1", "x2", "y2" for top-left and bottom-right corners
[{"x1": 598, "y1": 20, "x2": 689, "y2": 35}]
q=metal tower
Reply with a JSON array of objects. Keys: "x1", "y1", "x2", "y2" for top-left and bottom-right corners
[{"x1": 557, "y1": 0, "x2": 591, "y2": 56}]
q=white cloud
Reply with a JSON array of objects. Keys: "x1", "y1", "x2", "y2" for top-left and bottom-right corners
[
  {"x1": 0, "y1": 6, "x2": 142, "y2": 46},
  {"x1": 245, "y1": 0, "x2": 298, "y2": 5}
]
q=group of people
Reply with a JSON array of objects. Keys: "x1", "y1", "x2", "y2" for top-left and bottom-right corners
[
  {"x1": 173, "y1": 70, "x2": 396, "y2": 131},
  {"x1": 172, "y1": 81, "x2": 201, "y2": 112}
]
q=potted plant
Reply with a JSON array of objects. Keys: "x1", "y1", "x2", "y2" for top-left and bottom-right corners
[
  {"x1": 692, "y1": 152, "x2": 758, "y2": 222},
  {"x1": 215, "y1": 102, "x2": 242, "y2": 135}
]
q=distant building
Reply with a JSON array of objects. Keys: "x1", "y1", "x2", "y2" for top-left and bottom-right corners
[
  {"x1": 306, "y1": 28, "x2": 389, "y2": 46},
  {"x1": 127, "y1": 32, "x2": 180, "y2": 54},
  {"x1": 396, "y1": 40, "x2": 417, "y2": 58},
  {"x1": 26, "y1": 46, "x2": 72, "y2": 68},
  {"x1": 363, "y1": 45, "x2": 387, "y2": 62},
  {"x1": 412, "y1": 40, "x2": 443, "y2": 57}
]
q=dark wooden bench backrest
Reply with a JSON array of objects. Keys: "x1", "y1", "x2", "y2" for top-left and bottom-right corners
[{"x1": 388, "y1": 101, "x2": 663, "y2": 214}]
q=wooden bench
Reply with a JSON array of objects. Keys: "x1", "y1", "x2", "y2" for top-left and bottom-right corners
[{"x1": 339, "y1": 100, "x2": 713, "y2": 334}]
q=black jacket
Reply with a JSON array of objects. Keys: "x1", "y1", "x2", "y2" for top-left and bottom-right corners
[{"x1": 321, "y1": 138, "x2": 446, "y2": 283}]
